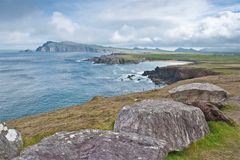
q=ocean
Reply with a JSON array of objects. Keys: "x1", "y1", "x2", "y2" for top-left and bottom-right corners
[{"x1": 0, "y1": 51, "x2": 187, "y2": 121}]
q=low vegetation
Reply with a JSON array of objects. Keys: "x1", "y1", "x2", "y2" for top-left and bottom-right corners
[
  {"x1": 167, "y1": 122, "x2": 240, "y2": 160},
  {"x1": 7, "y1": 52, "x2": 240, "y2": 159}
]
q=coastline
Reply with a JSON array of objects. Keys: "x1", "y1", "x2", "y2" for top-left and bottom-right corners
[
  {"x1": 5, "y1": 53, "x2": 240, "y2": 159},
  {"x1": 0, "y1": 55, "x2": 192, "y2": 121}
]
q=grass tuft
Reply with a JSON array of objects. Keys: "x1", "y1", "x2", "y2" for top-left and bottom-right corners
[
  {"x1": 167, "y1": 122, "x2": 240, "y2": 160},
  {"x1": 23, "y1": 130, "x2": 57, "y2": 148}
]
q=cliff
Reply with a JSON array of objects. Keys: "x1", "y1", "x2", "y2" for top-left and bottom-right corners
[
  {"x1": 143, "y1": 66, "x2": 218, "y2": 84},
  {"x1": 36, "y1": 41, "x2": 113, "y2": 53}
]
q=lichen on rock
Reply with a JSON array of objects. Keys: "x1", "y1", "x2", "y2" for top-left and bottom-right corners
[
  {"x1": 0, "y1": 122, "x2": 22, "y2": 160},
  {"x1": 14, "y1": 129, "x2": 168, "y2": 160},
  {"x1": 114, "y1": 99, "x2": 209, "y2": 151}
]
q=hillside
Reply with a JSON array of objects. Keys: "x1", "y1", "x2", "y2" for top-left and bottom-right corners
[{"x1": 7, "y1": 53, "x2": 240, "y2": 160}]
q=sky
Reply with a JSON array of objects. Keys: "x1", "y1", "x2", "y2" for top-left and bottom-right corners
[{"x1": 0, "y1": 0, "x2": 240, "y2": 49}]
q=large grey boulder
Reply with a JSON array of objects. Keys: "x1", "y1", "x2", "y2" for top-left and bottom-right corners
[
  {"x1": 114, "y1": 99, "x2": 209, "y2": 151},
  {"x1": 169, "y1": 83, "x2": 229, "y2": 108},
  {"x1": 169, "y1": 83, "x2": 231, "y2": 123},
  {"x1": 0, "y1": 122, "x2": 22, "y2": 160},
  {"x1": 14, "y1": 129, "x2": 168, "y2": 160}
]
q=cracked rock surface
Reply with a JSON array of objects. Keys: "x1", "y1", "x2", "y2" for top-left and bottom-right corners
[
  {"x1": 14, "y1": 129, "x2": 168, "y2": 160},
  {"x1": 114, "y1": 99, "x2": 209, "y2": 151}
]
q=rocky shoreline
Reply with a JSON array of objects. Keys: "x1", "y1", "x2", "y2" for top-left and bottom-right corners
[
  {"x1": 89, "y1": 53, "x2": 218, "y2": 85},
  {"x1": 143, "y1": 66, "x2": 218, "y2": 85},
  {"x1": 88, "y1": 53, "x2": 214, "y2": 85}
]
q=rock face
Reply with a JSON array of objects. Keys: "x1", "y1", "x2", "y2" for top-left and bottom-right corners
[
  {"x1": 88, "y1": 53, "x2": 143, "y2": 64},
  {"x1": 36, "y1": 41, "x2": 112, "y2": 53},
  {"x1": 0, "y1": 122, "x2": 22, "y2": 160},
  {"x1": 14, "y1": 129, "x2": 168, "y2": 160},
  {"x1": 169, "y1": 83, "x2": 231, "y2": 123},
  {"x1": 143, "y1": 66, "x2": 217, "y2": 84},
  {"x1": 114, "y1": 99, "x2": 209, "y2": 151}
]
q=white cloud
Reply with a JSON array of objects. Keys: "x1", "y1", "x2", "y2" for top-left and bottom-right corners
[
  {"x1": 111, "y1": 25, "x2": 136, "y2": 43},
  {"x1": 168, "y1": 11, "x2": 240, "y2": 43},
  {"x1": 139, "y1": 37, "x2": 152, "y2": 43},
  {"x1": 50, "y1": 11, "x2": 78, "y2": 34}
]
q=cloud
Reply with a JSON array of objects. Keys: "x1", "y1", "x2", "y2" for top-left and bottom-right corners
[
  {"x1": 167, "y1": 11, "x2": 240, "y2": 47},
  {"x1": 0, "y1": 0, "x2": 240, "y2": 49},
  {"x1": 50, "y1": 12, "x2": 78, "y2": 34},
  {"x1": 111, "y1": 25, "x2": 136, "y2": 43}
]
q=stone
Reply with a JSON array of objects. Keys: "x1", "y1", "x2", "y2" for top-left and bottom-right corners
[
  {"x1": 169, "y1": 83, "x2": 231, "y2": 123},
  {"x1": 114, "y1": 99, "x2": 209, "y2": 151},
  {"x1": 14, "y1": 129, "x2": 168, "y2": 160},
  {"x1": 0, "y1": 122, "x2": 22, "y2": 160},
  {"x1": 169, "y1": 83, "x2": 229, "y2": 107}
]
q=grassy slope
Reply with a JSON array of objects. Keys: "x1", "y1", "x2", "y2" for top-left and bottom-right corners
[{"x1": 7, "y1": 52, "x2": 240, "y2": 159}]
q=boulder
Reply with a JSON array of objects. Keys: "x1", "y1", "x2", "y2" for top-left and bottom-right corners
[
  {"x1": 169, "y1": 83, "x2": 231, "y2": 123},
  {"x1": 114, "y1": 99, "x2": 209, "y2": 151},
  {"x1": 169, "y1": 83, "x2": 229, "y2": 107},
  {"x1": 14, "y1": 129, "x2": 168, "y2": 160},
  {"x1": 0, "y1": 122, "x2": 22, "y2": 160}
]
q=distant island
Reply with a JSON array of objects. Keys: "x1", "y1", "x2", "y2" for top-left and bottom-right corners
[{"x1": 36, "y1": 41, "x2": 114, "y2": 53}]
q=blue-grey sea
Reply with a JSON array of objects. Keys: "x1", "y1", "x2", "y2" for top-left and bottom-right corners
[{"x1": 0, "y1": 51, "x2": 186, "y2": 121}]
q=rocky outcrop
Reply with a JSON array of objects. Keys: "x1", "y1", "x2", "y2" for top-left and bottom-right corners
[
  {"x1": 88, "y1": 53, "x2": 143, "y2": 64},
  {"x1": 0, "y1": 122, "x2": 22, "y2": 160},
  {"x1": 14, "y1": 129, "x2": 168, "y2": 160},
  {"x1": 143, "y1": 66, "x2": 218, "y2": 84},
  {"x1": 169, "y1": 83, "x2": 232, "y2": 123},
  {"x1": 114, "y1": 99, "x2": 209, "y2": 151},
  {"x1": 36, "y1": 41, "x2": 113, "y2": 53}
]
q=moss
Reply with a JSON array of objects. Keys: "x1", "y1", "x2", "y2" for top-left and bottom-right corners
[{"x1": 23, "y1": 130, "x2": 57, "y2": 148}]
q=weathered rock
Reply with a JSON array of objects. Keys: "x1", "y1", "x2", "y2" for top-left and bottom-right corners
[
  {"x1": 143, "y1": 66, "x2": 217, "y2": 84},
  {"x1": 0, "y1": 122, "x2": 22, "y2": 160},
  {"x1": 191, "y1": 101, "x2": 232, "y2": 123},
  {"x1": 114, "y1": 99, "x2": 209, "y2": 151},
  {"x1": 14, "y1": 129, "x2": 168, "y2": 160},
  {"x1": 169, "y1": 83, "x2": 231, "y2": 123}
]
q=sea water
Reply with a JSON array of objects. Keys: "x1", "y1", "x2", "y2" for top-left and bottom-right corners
[{"x1": 0, "y1": 51, "x2": 187, "y2": 120}]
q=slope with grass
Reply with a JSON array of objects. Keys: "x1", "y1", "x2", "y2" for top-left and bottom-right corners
[{"x1": 7, "y1": 53, "x2": 240, "y2": 159}]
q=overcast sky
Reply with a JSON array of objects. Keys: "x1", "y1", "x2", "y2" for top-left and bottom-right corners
[{"x1": 0, "y1": 0, "x2": 240, "y2": 49}]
